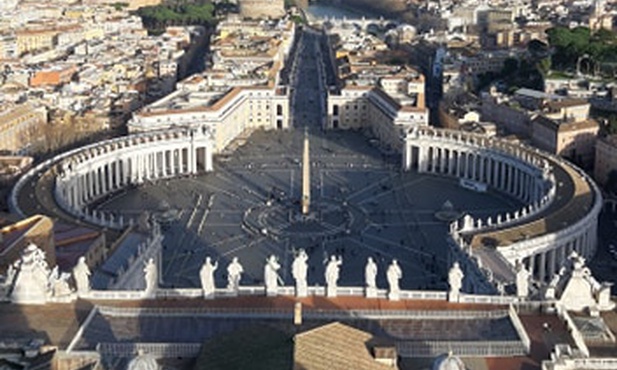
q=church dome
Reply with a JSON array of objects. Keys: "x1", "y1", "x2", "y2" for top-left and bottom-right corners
[{"x1": 432, "y1": 352, "x2": 465, "y2": 370}]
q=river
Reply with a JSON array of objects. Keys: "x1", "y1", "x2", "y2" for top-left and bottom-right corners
[{"x1": 305, "y1": 3, "x2": 378, "y2": 20}]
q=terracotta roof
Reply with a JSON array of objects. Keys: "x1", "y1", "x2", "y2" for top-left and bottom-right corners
[
  {"x1": 556, "y1": 118, "x2": 599, "y2": 133},
  {"x1": 545, "y1": 99, "x2": 588, "y2": 110},
  {"x1": 293, "y1": 322, "x2": 392, "y2": 370}
]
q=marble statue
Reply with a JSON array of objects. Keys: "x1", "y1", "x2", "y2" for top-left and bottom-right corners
[
  {"x1": 559, "y1": 252, "x2": 616, "y2": 312},
  {"x1": 325, "y1": 255, "x2": 342, "y2": 297},
  {"x1": 448, "y1": 261, "x2": 464, "y2": 303},
  {"x1": 72, "y1": 256, "x2": 91, "y2": 295},
  {"x1": 365, "y1": 257, "x2": 378, "y2": 298},
  {"x1": 11, "y1": 243, "x2": 52, "y2": 304},
  {"x1": 292, "y1": 249, "x2": 308, "y2": 297},
  {"x1": 227, "y1": 257, "x2": 243, "y2": 293},
  {"x1": 199, "y1": 257, "x2": 218, "y2": 299},
  {"x1": 143, "y1": 258, "x2": 157, "y2": 297},
  {"x1": 387, "y1": 259, "x2": 402, "y2": 301},
  {"x1": 516, "y1": 261, "x2": 530, "y2": 298},
  {"x1": 127, "y1": 350, "x2": 159, "y2": 370},
  {"x1": 264, "y1": 255, "x2": 281, "y2": 296},
  {"x1": 2, "y1": 263, "x2": 16, "y2": 288},
  {"x1": 49, "y1": 266, "x2": 72, "y2": 298}
]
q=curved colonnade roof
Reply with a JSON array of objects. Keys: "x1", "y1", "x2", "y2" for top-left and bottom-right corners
[{"x1": 466, "y1": 154, "x2": 596, "y2": 248}]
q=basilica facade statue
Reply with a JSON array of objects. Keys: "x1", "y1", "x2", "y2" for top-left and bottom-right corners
[
  {"x1": 292, "y1": 249, "x2": 308, "y2": 297},
  {"x1": 387, "y1": 259, "x2": 402, "y2": 301},
  {"x1": 448, "y1": 261, "x2": 464, "y2": 303},
  {"x1": 200, "y1": 257, "x2": 218, "y2": 299},
  {"x1": 143, "y1": 258, "x2": 157, "y2": 297},
  {"x1": 227, "y1": 257, "x2": 244, "y2": 294},
  {"x1": 516, "y1": 261, "x2": 530, "y2": 299},
  {"x1": 11, "y1": 244, "x2": 52, "y2": 304},
  {"x1": 264, "y1": 255, "x2": 281, "y2": 296},
  {"x1": 72, "y1": 256, "x2": 91, "y2": 296},
  {"x1": 365, "y1": 257, "x2": 378, "y2": 298},
  {"x1": 325, "y1": 255, "x2": 342, "y2": 297}
]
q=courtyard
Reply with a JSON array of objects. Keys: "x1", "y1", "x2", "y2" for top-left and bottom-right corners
[{"x1": 97, "y1": 128, "x2": 522, "y2": 290}]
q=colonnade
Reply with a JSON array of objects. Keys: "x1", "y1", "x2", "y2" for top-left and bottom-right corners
[
  {"x1": 404, "y1": 127, "x2": 602, "y2": 289},
  {"x1": 404, "y1": 130, "x2": 549, "y2": 205},
  {"x1": 52, "y1": 128, "x2": 214, "y2": 229},
  {"x1": 514, "y1": 215, "x2": 599, "y2": 283}
]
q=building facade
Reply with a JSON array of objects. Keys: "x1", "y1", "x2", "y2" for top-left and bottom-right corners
[{"x1": 0, "y1": 102, "x2": 48, "y2": 154}]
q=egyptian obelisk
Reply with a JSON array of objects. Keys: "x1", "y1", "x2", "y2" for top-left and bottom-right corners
[{"x1": 301, "y1": 128, "x2": 310, "y2": 215}]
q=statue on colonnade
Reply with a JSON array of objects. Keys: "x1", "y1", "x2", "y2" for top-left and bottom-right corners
[
  {"x1": 227, "y1": 257, "x2": 244, "y2": 294},
  {"x1": 200, "y1": 257, "x2": 218, "y2": 299},
  {"x1": 448, "y1": 261, "x2": 464, "y2": 303},
  {"x1": 387, "y1": 259, "x2": 402, "y2": 301},
  {"x1": 365, "y1": 257, "x2": 378, "y2": 298},
  {"x1": 292, "y1": 249, "x2": 308, "y2": 297},
  {"x1": 325, "y1": 255, "x2": 342, "y2": 297},
  {"x1": 264, "y1": 255, "x2": 281, "y2": 296}
]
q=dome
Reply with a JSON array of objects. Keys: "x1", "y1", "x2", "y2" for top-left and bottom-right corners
[{"x1": 432, "y1": 352, "x2": 465, "y2": 370}]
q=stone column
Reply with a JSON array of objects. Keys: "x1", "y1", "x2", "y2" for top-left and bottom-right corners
[
  {"x1": 538, "y1": 252, "x2": 546, "y2": 282},
  {"x1": 499, "y1": 161, "x2": 507, "y2": 191},
  {"x1": 133, "y1": 156, "x2": 139, "y2": 182},
  {"x1": 457, "y1": 152, "x2": 464, "y2": 177},
  {"x1": 205, "y1": 146, "x2": 213, "y2": 172},
  {"x1": 117, "y1": 160, "x2": 123, "y2": 187},
  {"x1": 106, "y1": 164, "x2": 113, "y2": 192},
  {"x1": 441, "y1": 148, "x2": 447, "y2": 174},
  {"x1": 547, "y1": 249, "x2": 556, "y2": 280},
  {"x1": 403, "y1": 143, "x2": 412, "y2": 170},
  {"x1": 179, "y1": 148, "x2": 185, "y2": 174},
  {"x1": 478, "y1": 155, "x2": 485, "y2": 182},
  {"x1": 418, "y1": 145, "x2": 427, "y2": 173},
  {"x1": 155, "y1": 151, "x2": 160, "y2": 178},
  {"x1": 93, "y1": 168, "x2": 100, "y2": 197},
  {"x1": 83, "y1": 174, "x2": 89, "y2": 203},
  {"x1": 449, "y1": 150, "x2": 456, "y2": 176},
  {"x1": 76, "y1": 175, "x2": 83, "y2": 205},
  {"x1": 148, "y1": 153, "x2": 154, "y2": 180},
  {"x1": 555, "y1": 245, "x2": 562, "y2": 271},
  {"x1": 521, "y1": 172, "x2": 528, "y2": 201},
  {"x1": 189, "y1": 146, "x2": 196, "y2": 174}
]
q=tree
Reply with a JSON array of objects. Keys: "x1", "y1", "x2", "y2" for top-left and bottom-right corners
[{"x1": 536, "y1": 57, "x2": 551, "y2": 77}]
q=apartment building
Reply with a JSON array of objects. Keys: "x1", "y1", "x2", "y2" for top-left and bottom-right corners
[
  {"x1": 0, "y1": 102, "x2": 48, "y2": 154},
  {"x1": 594, "y1": 135, "x2": 617, "y2": 187}
]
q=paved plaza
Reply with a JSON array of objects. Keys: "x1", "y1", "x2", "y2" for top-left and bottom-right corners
[{"x1": 97, "y1": 128, "x2": 522, "y2": 290}]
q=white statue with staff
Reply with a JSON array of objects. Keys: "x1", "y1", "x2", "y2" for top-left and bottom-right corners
[
  {"x1": 325, "y1": 255, "x2": 342, "y2": 297},
  {"x1": 200, "y1": 257, "x2": 218, "y2": 299},
  {"x1": 292, "y1": 249, "x2": 308, "y2": 297},
  {"x1": 264, "y1": 255, "x2": 281, "y2": 296}
]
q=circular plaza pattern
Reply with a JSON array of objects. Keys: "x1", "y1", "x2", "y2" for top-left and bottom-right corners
[{"x1": 89, "y1": 128, "x2": 522, "y2": 289}]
